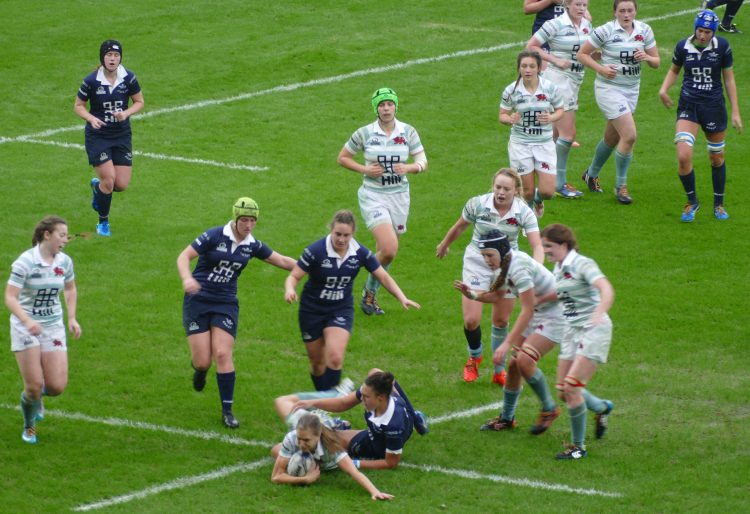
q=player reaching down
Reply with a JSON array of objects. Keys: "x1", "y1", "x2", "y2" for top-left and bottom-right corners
[{"x1": 658, "y1": 9, "x2": 742, "y2": 222}]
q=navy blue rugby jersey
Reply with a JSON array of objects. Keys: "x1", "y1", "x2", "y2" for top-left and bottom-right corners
[
  {"x1": 189, "y1": 223, "x2": 273, "y2": 302},
  {"x1": 532, "y1": 2, "x2": 565, "y2": 34},
  {"x1": 297, "y1": 236, "x2": 380, "y2": 308},
  {"x1": 673, "y1": 36, "x2": 733, "y2": 103},
  {"x1": 77, "y1": 65, "x2": 141, "y2": 137},
  {"x1": 356, "y1": 389, "x2": 413, "y2": 455}
]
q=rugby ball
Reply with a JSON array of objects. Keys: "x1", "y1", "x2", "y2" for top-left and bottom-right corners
[{"x1": 286, "y1": 451, "x2": 314, "y2": 477}]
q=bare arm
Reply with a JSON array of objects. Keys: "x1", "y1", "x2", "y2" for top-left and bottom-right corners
[
  {"x1": 453, "y1": 280, "x2": 504, "y2": 303},
  {"x1": 5, "y1": 284, "x2": 41, "y2": 335},
  {"x1": 264, "y1": 251, "x2": 296, "y2": 271},
  {"x1": 176, "y1": 245, "x2": 201, "y2": 295},
  {"x1": 526, "y1": 231, "x2": 544, "y2": 264},
  {"x1": 337, "y1": 146, "x2": 384, "y2": 179},
  {"x1": 292, "y1": 391, "x2": 360, "y2": 413},
  {"x1": 74, "y1": 97, "x2": 105, "y2": 129},
  {"x1": 658, "y1": 64, "x2": 682, "y2": 108},
  {"x1": 359, "y1": 452, "x2": 401, "y2": 470},
  {"x1": 284, "y1": 265, "x2": 307, "y2": 303},
  {"x1": 723, "y1": 68, "x2": 743, "y2": 133},
  {"x1": 338, "y1": 456, "x2": 394, "y2": 500},
  {"x1": 114, "y1": 91, "x2": 144, "y2": 122},
  {"x1": 270, "y1": 455, "x2": 320, "y2": 485},
  {"x1": 63, "y1": 280, "x2": 81, "y2": 339},
  {"x1": 436, "y1": 217, "x2": 471, "y2": 258},
  {"x1": 577, "y1": 41, "x2": 617, "y2": 80},
  {"x1": 590, "y1": 277, "x2": 614, "y2": 325},
  {"x1": 371, "y1": 266, "x2": 420, "y2": 310}
]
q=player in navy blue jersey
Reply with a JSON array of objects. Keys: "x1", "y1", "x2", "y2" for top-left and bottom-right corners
[
  {"x1": 284, "y1": 210, "x2": 419, "y2": 392},
  {"x1": 703, "y1": 1, "x2": 744, "y2": 33},
  {"x1": 74, "y1": 40, "x2": 144, "y2": 237},
  {"x1": 291, "y1": 369, "x2": 426, "y2": 469},
  {"x1": 177, "y1": 197, "x2": 296, "y2": 428},
  {"x1": 525, "y1": 0, "x2": 566, "y2": 42},
  {"x1": 659, "y1": 10, "x2": 743, "y2": 222}
]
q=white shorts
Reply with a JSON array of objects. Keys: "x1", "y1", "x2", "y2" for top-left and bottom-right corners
[
  {"x1": 522, "y1": 303, "x2": 565, "y2": 343},
  {"x1": 357, "y1": 186, "x2": 409, "y2": 235},
  {"x1": 508, "y1": 140, "x2": 557, "y2": 176},
  {"x1": 10, "y1": 320, "x2": 67, "y2": 353},
  {"x1": 542, "y1": 69, "x2": 581, "y2": 111},
  {"x1": 462, "y1": 246, "x2": 516, "y2": 298},
  {"x1": 595, "y1": 83, "x2": 639, "y2": 120},
  {"x1": 558, "y1": 316, "x2": 612, "y2": 364}
]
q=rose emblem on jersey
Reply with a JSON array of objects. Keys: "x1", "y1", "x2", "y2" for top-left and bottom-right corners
[
  {"x1": 506, "y1": 218, "x2": 518, "y2": 226},
  {"x1": 563, "y1": 272, "x2": 573, "y2": 279},
  {"x1": 392, "y1": 136, "x2": 407, "y2": 145},
  {"x1": 54, "y1": 267, "x2": 65, "y2": 276},
  {"x1": 541, "y1": 162, "x2": 550, "y2": 171},
  {"x1": 53, "y1": 340, "x2": 63, "y2": 347},
  {"x1": 634, "y1": 34, "x2": 644, "y2": 42},
  {"x1": 536, "y1": 94, "x2": 547, "y2": 101},
  {"x1": 583, "y1": 28, "x2": 589, "y2": 34}
]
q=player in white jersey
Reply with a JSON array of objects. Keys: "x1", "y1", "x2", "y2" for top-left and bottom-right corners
[
  {"x1": 337, "y1": 88, "x2": 427, "y2": 317},
  {"x1": 454, "y1": 231, "x2": 563, "y2": 436},
  {"x1": 540, "y1": 224, "x2": 615, "y2": 460},
  {"x1": 528, "y1": 0, "x2": 593, "y2": 199},
  {"x1": 577, "y1": 0, "x2": 659, "y2": 204},
  {"x1": 5, "y1": 216, "x2": 81, "y2": 444},
  {"x1": 500, "y1": 51, "x2": 564, "y2": 218},
  {"x1": 437, "y1": 168, "x2": 543, "y2": 385}
]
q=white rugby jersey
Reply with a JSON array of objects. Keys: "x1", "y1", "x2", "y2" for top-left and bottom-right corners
[
  {"x1": 500, "y1": 76, "x2": 563, "y2": 144},
  {"x1": 587, "y1": 19, "x2": 656, "y2": 88},
  {"x1": 8, "y1": 246, "x2": 75, "y2": 326},
  {"x1": 497, "y1": 250, "x2": 558, "y2": 312},
  {"x1": 344, "y1": 118, "x2": 424, "y2": 194},
  {"x1": 534, "y1": 11, "x2": 593, "y2": 84},
  {"x1": 462, "y1": 195, "x2": 538, "y2": 251},
  {"x1": 552, "y1": 250, "x2": 607, "y2": 327}
]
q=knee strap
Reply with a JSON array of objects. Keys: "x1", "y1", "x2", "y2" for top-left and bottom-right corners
[
  {"x1": 708, "y1": 140, "x2": 725, "y2": 154},
  {"x1": 520, "y1": 345, "x2": 541, "y2": 363},
  {"x1": 509, "y1": 345, "x2": 522, "y2": 359},
  {"x1": 674, "y1": 132, "x2": 695, "y2": 146},
  {"x1": 564, "y1": 375, "x2": 586, "y2": 388}
]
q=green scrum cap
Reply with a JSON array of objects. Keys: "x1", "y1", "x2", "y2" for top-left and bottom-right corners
[
  {"x1": 371, "y1": 87, "x2": 398, "y2": 115},
  {"x1": 233, "y1": 197, "x2": 259, "y2": 221}
]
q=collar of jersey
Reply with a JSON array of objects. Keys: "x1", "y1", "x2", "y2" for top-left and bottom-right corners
[
  {"x1": 555, "y1": 248, "x2": 579, "y2": 273},
  {"x1": 369, "y1": 118, "x2": 405, "y2": 137},
  {"x1": 222, "y1": 221, "x2": 256, "y2": 245},
  {"x1": 96, "y1": 65, "x2": 127, "y2": 89},
  {"x1": 31, "y1": 245, "x2": 62, "y2": 267},
  {"x1": 367, "y1": 395, "x2": 395, "y2": 426},
  {"x1": 483, "y1": 194, "x2": 521, "y2": 219},
  {"x1": 686, "y1": 35, "x2": 718, "y2": 53},
  {"x1": 325, "y1": 234, "x2": 360, "y2": 263},
  {"x1": 614, "y1": 19, "x2": 640, "y2": 34}
]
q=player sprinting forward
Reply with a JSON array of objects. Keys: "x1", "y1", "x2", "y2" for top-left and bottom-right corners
[
  {"x1": 270, "y1": 409, "x2": 393, "y2": 500},
  {"x1": 437, "y1": 168, "x2": 543, "y2": 386},
  {"x1": 528, "y1": 0, "x2": 593, "y2": 199},
  {"x1": 337, "y1": 88, "x2": 427, "y2": 317},
  {"x1": 453, "y1": 231, "x2": 563, "y2": 435},
  {"x1": 658, "y1": 9, "x2": 742, "y2": 222},
  {"x1": 177, "y1": 198, "x2": 296, "y2": 429},
  {"x1": 577, "y1": 0, "x2": 659, "y2": 204},
  {"x1": 5, "y1": 216, "x2": 82, "y2": 444},
  {"x1": 540, "y1": 224, "x2": 615, "y2": 460},
  {"x1": 285, "y1": 210, "x2": 419, "y2": 393},
  {"x1": 500, "y1": 50, "x2": 564, "y2": 218},
  {"x1": 290, "y1": 369, "x2": 427, "y2": 470},
  {"x1": 74, "y1": 40, "x2": 144, "y2": 237}
]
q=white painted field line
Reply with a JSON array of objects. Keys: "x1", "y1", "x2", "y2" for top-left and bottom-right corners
[
  {"x1": 429, "y1": 401, "x2": 502, "y2": 425},
  {"x1": 0, "y1": 403, "x2": 274, "y2": 448},
  {"x1": 2, "y1": 6, "x2": 695, "y2": 144},
  {"x1": 400, "y1": 463, "x2": 623, "y2": 498},
  {"x1": 7, "y1": 138, "x2": 268, "y2": 171},
  {"x1": 71, "y1": 457, "x2": 272, "y2": 512}
]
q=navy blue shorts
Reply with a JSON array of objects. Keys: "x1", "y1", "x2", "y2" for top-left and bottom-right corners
[
  {"x1": 182, "y1": 294, "x2": 239, "y2": 338},
  {"x1": 85, "y1": 130, "x2": 133, "y2": 166},
  {"x1": 298, "y1": 302, "x2": 353, "y2": 343},
  {"x1": 348, "y1": 430, "x2": 386, "y2": 460},
  {"x1": 677, "y1": 98, "x2": 727, "y2": 134}
]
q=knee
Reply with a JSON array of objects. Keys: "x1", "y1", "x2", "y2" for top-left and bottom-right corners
[
  {"x1": 621, "y1": 132, "x2": 637, "y2": 148},
  {"x1": 491, "y1": 317, "x2": 509, "y2": 329},
  {"x1": 378, "y1": 246, "x2": 398, "y2": 264},
  {"x1": 327, "y1": 353, "x2": 344, "y2": 370},
  {"x1": 463, "y1": 319, "x2": 481, "y2": 331},
  {"x1": 213, "y1": 348, "x2": 233, "y2": 367},
  {"x1": 709, "y1": 154, "x2": 725, "y2": 168},
  {"x1": 563, "y1": 375, "x2": 586, "y2": 403},
  {"x1": 45, "y1": 381, "x2": 67, "y2": 397},
  {"x1": 516, "y1": 354, "x2": 536, "y2": 378},
  {"x1": 24, "y1": 382, "x2": 44, "y2": 400},
  {"x1": 192, "y1": 355, "x2": 211, "y2": 370}
]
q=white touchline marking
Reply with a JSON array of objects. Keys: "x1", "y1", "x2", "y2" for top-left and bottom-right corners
[
  {"x1": 428, "y1": 401, "x2": 502, "y2": 424},
  {"x1": 1, "y1": 8, "x2": 695, "y2": 144},
  {"x1": 399, "y1": 463, "x2": 623, "y2": 498},
  {"x1": 71, "y1": 458, "x2": 273, "y2": 512},
  {"x1": 6, "y1": 138, "x2": 269, "y2": 171},
  {"x1": 0, "y1": 403, "x2": 274, "y2": 447}
]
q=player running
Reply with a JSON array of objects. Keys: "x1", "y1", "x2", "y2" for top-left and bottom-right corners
[
  {"x1": 337, "y1": 88, "x2": 427, "y2": 317},
  {"x1": 74, "y1": 40, "x2": 144, "y2": 237},
  {"x1": 453, "y1": 231, "x2": 563, "y2": 435},
  {"x1": 499, "y1": 50, "x2": 564, "y2": 218},
  {"x1": 658, "y1": 9, "x2": 743, "y2": 222},
  {"x1": 437, "y1": 168, "x2": 543, "y2": 385},
  {"x1": 177, "y1": 197, "x2": 296, "y2": 428},
  {"x1": 577, "y1": 0, "x2": 659, "y2": 204},
  {"x1": 528, "y1": 0, "x2": 593, "y2": 199},
  {"x1": 284, "y1": 210, "x2": 419, "y2": 393},
  {"x1": 5, "y1": 216, "x2": 81, "y2": 444}
]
